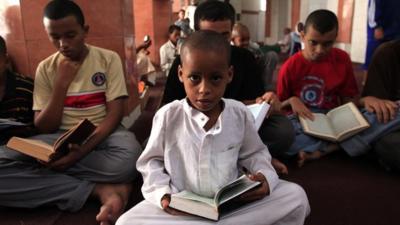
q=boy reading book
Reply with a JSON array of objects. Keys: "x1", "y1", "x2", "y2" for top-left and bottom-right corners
[
  {"x1": 0, "y1": 1, "x2": 142, "y2": 225},
  {"x1": 277, "y1": 9, "x2": 400, "y2": 167},
  {"x1": 116, "y1": 30, "x2": 309, "y2": 225},
  {"x1": 161, "y1": 0, "x2": 293, "y2": 175}
]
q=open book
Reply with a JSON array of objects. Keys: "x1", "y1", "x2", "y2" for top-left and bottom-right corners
[
  {"x1": 169, "y1": 174, "x2": 260, "y2": 221},
  {"x1": 247, "y1": 102, "x2": 270, "y2": 130},
  {"x1": 299, "y1": 102, "x2": 370, "y2": 142},
  {"x1": 6, "y1": 119, "x2": 96, "y2": 162}
]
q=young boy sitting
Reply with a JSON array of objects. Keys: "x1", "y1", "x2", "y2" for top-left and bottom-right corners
[
  {"x1": 0, "y1": 1, "x2": 142, "y2": 224},
  {"x1": 277, "y1": 9, "x2": 400, "y2": 167},
  {"x1": 116, "y1": 30, "x2": 309, "y2": 225},
  {"x1": 0, "y1": 36, "x2": 36, "y2": 144}
]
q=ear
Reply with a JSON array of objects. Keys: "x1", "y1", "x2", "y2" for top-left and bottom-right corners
[
  {"x1": 227, "y1": 66, "x2": 234, "y2": 83},
  {"x1": 178, "y1": 65, "x2": 184, "y2": 83},
  {"x1": 300, "y1": 31, "x2": 306, "y2": 42}
]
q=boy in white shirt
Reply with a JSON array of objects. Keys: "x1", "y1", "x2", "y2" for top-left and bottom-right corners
[{"x1": 117, "y1": 30, "x2": 310, "y2": 225}]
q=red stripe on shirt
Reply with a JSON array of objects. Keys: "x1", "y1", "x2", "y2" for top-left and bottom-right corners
[{"x1": 64, "y1": 92, "x2": 106, "y2": 109}]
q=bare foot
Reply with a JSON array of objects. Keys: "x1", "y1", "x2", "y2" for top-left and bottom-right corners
[
  {"x1": 93, "y1": 183, "x2": 132, "y2": 225},
  {"x1": 297, "y1": 150, "x2": 322, "y2": 168},
  {"x1": 271, "y1": 158, "x2": 289, "y2": 175}
]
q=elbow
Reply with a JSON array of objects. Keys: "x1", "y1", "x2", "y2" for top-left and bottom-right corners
[{"x1": 34, "y1": 118, "x2": 60, "y2": 134}]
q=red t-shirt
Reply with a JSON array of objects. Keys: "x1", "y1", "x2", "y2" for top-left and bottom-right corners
[{"x1": 277, "y1": 48, "x2": 358, "y2": 110}]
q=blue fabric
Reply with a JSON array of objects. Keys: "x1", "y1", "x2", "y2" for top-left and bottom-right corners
[
  {"x1": 364, "y1": 0, "x2": 400, "y2": 69},
  {"x1": 287, "y1": 109, "x2": 400, "y2": 157}
]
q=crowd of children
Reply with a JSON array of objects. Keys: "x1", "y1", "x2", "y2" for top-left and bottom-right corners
[{"x1": 0, "y1": 0, "x2": 399, "y2": 225}]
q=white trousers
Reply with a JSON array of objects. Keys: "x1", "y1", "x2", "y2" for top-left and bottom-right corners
[{"x1": 117, "y1": 180, "x2": 310, "y2": 225}]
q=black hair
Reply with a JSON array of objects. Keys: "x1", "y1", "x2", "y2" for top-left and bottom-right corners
[
  {"x1": 0, "y1": 36, "x2": 6, "y2": 55},
  {"x1": 304, "y1": 9, "x2": 338, "y2": 34},
  {"x1": 43, "y1": 0, "x2": 85, "y2": 27},
  {"x1": 180, "y1": 30, "x2": 231, "y2": 64},
  {"x1": 194, "y1": 0, "x2": 235, "y2": 31},
  {"x1": 168, "y1": 25, "x2": 181, "y2": 34}
]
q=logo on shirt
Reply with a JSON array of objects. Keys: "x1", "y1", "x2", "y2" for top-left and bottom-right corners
[
  {"x1": 300, "y1": 75, "x2": 324, "y2": 107},
  {"x1": 91, "y1": 72, "x2": 106, "y2": 86}
]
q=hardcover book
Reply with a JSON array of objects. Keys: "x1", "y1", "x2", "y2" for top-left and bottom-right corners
[{"x1": 6, "y1": 119, "x2": 96, "y2": 162}]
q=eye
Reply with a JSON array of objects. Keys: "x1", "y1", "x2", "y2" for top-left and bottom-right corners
[
  {"x1": 50, "y1": 35, "x2": 60, "y2": 40},
  {"x1": 308, "y1": 40, "x2": 317, "y2": 46},
  {"x1": 210, "y1": 74, "x2": 223, "y2": 83},
  {"x1": 323, "y1": 41, "x2": 334, "y2": 47},
  {"x1": 188, "y1": 74, "x2": 201, "y2": 82},
  {"x1": 65, "y1": 32, "x2": 77, "y2": 39}
]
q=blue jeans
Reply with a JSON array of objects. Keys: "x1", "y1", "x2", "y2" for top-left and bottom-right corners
[{"x1": 287, "y1": 109, "x2": 400, "y2": 157}]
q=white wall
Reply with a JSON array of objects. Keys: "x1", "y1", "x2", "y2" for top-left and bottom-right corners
[{"x1": 350, "y1": 0, "x2": 367, "y2": 63}]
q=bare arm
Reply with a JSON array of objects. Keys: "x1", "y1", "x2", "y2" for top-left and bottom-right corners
[
  {"x1": 281, "y1": 96, "x2": 314, "y2": 120},
  {"x1": 34, "y1": 59, "x2": 81, "y2": 133},
  {"x1": 48, "y1": 98, "x2": 125, "y2": 170}
]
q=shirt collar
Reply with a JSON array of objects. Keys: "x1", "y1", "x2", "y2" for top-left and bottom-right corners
[{"x1": 182, "y1": 98, "x2": 225, "y2": 133}]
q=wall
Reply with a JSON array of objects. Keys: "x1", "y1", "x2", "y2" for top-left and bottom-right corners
[
  {"x1": 0, "y1": 0, "x2": 140, "y2": 113},
  {"x1": 0, "y1": 0, "x2": 136, "y2": 77},
  {"x1": 350, "y1": 0, "x2": 367, "y2": 63},
  {"x1": 133, "y1": 0, "x2": 172, "y2": 66},
  {"x1": 265, "y1": 0, "x2": 290, "y2": 44}
]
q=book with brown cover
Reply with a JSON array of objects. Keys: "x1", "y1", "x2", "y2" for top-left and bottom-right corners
[{"x1": 6, "y1": 119, "x2": 96, "y2": 162}]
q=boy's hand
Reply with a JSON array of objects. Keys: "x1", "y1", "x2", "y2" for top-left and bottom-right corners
[
  {"x1": 161, "y1": 194, "x2": 190, "y2": 216},
  {"x1": 238, "y1": 173, "x2": 269, "y2": 202},
  {"x1": 361, "y1": 96, "x2": 398, "y2": 123},
  {"x1": 56, "y1": 58, "x2": 81, "y2": 89},
  {"x1": 47, "y1": 143, "x2": 87, "y2": 171},
  {"x1": 256, "y1": 92, "x2": 282, "y2": 113},
  {"x1": 289, "y1": 97, "x2": 314, "y2": 120}
]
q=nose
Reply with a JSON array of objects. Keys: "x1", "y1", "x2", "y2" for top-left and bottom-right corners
[
  {"x1": 315, "y1": 44, "x2": 325, "y2": 55},
  {"x1": 59, "y1": 38, "x2": 69, "y2": 49},
  {"x1": 198, "y1": 80, "x2": 211, "y2": 95}
]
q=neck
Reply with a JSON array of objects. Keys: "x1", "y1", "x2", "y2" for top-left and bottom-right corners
[
  {"x1": 72, "y1": 45, "x2": 89, "y2": 62},
  {"x1": 203, "y1": 101, "x2": 223, "y2": 131}
]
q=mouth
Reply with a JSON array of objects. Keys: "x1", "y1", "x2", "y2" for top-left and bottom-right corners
[
  {"x1": 196, "y1": 99, "x2": 213, "y2": 109},
  {"x1": 60, "y1": 50, "x2": 73, "y2": 58}
]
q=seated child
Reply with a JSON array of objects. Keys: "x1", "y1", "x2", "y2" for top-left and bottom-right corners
[
  {"x1": 117, "y1": 30, "x2": 310, "y2": 225},
  {"x1": 361, "y1": 40, "x2": 400, "y2": 171},
  {"x1": 231, "y1": 22, "x2": 279, "y2": 91},
  {"x1": 277, "y1": 9, "x2": 400, "y2": 167},
  {"x1": 0, "y1": 35, "x2": 36, "y2": 144},
  {"x1": 0, "y1": 2, "x2": 142, "y2": 224}
]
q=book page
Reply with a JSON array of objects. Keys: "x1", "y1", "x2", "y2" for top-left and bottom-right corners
[
  {"x1": 301, "y1": 114, "x2": 335, "y2": 137},
  {"x1": 173, "y1": 190, "x2": 215, "y2": 207},
  {"x1": 327, "y1": 103, "x2": 365, "y2": 136},
  {"x1": 247, "y1": 102, "x2": 270, "y2": 130},
  {"x1": 215, "y1": 175, "x2": 260, "y2": 206}
]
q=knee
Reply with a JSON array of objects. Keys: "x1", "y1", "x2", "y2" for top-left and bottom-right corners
[
  {"x1": 374, "y1": 132, "x2": 400, "y2": 171},
  {"x1": 263, "y1": 116, "x2": 295, "y2": 153},
  {"x1": 102, "y1": 131, "x2": 143, "y2": 182},
  {"x1": 115, "y1": 212, "x2": 130, "y2": 225},
  {"x1": 284, "y1": 182, "x2": 310, "y2": 216}
]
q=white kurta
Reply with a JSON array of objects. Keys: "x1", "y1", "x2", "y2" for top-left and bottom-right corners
[
  {"x1": 117, "y1": 98, "x2": 310, "y2": 224},
  {"x1": 159, "y1": 40, "x2": 177, "y2": 74}
]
